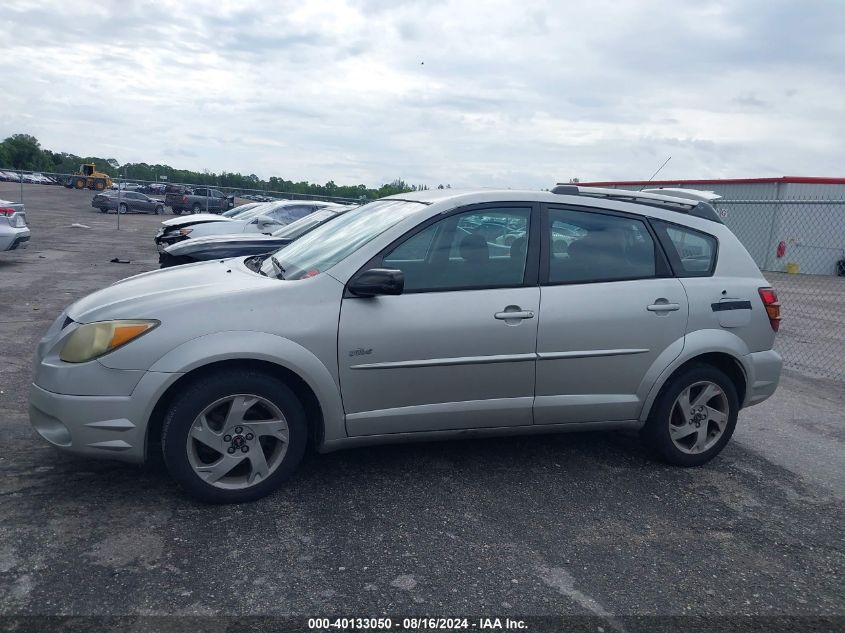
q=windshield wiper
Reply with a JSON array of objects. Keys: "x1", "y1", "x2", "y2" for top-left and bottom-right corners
[{"x1": 269, "y1": 255, "x2": 286, "y2": 279}]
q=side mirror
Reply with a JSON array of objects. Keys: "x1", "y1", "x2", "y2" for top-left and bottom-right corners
[{"x1": 348, "y1": 268, "x2": 404, "y2": 297}]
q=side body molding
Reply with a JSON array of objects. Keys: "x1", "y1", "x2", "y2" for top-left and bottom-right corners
[{"x1": 147, "y1": 330, "x2": 346, "y2": 444}]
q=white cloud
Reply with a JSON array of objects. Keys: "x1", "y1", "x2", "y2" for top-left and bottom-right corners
[{"x1": 1, "y1": 0, "x2": 843, "y2": 188}]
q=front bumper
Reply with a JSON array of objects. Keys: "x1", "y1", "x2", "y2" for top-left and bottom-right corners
[
  {"x1": 28, "y1": 370, "x2": 180, "y2": 464},
  {"x1": 154, "y1": 231, "x2": 188, "y2": 253},
  {"x1": 742, "y1": 349, "x2": 783, "y2": 407}
]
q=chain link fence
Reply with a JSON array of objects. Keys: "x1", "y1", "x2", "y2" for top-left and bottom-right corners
[{"x1": 713, "y1": 198, "x2": 845, "y2": 381}]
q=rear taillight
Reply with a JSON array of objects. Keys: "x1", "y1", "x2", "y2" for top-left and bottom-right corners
[
  {"x1": 0, "y1": 207, "x2": 16, "y2": 216},
  {"x1": 181, "y1": 195, "x2": 189, "y2": 203},
  {"x1": 758, "y1": 287, "x2": 781, "y2": 331}
]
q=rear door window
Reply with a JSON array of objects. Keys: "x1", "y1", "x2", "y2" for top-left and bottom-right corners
[
  {"x1": 545, "y1": 207, "x2": 657, "y2": 284},
  {"x1": 652, "y1": 220, "x2": 718, "y2": 276}
]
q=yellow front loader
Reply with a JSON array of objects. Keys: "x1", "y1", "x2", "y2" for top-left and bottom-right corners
[{"x1": 68, "y1": 164, "x2": 113, "y2": 191}]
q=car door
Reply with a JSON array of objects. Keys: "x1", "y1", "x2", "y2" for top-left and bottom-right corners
[
  {"x1": 137, "y1": 193, "x2": 153, "y2": 213},
  {"x1": 122, "y1": 192, "x2": 138, "y2": 211},
  {"x1": 210, "y1": 189, "x2": 222, "y2": 211},
  {"x1": 338, "y1": 204, "x2": 540, "y2": 436},
  {"x1": 534, "y1": 204, "x2": 688, "y2": 425}
]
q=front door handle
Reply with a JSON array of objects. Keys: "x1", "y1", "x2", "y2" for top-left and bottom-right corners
[
  {"x1": 647, "y1": 302, "x2": 681, "y2": 312},
  {"x1": 494, "y1": 307, "x2": 535, "y2": 321}
]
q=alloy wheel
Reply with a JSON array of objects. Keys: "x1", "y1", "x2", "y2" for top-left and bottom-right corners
[
  {"x1": 668, "y1": 381, "x2": 730, "y2": 454},
  {"x1": 185, "y1": 394, "x2": 290, "y2": 489}
]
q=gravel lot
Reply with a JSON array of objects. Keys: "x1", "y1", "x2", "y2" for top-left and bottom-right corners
[{"x1": 0, "y1": 184, "x2": 843, "y2": 626}]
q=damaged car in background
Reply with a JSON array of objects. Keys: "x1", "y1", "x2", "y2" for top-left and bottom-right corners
[
  {"x1": 154, "y1": 200, "x2": 345, "y2": 255},
  {"x1": 159, "y1": 205, "x2": 356, "y2": 267}
]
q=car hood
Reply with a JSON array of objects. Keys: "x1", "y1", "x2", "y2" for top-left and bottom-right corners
[
  {"x1": 166, "y1": 233, "x2": 291, "y2": 256},
  {"x1": 67, "y1": 259, "x2": 268, "y2": 323},
  {"x1": 174, "y1": 232, "x2": 280, "y2": 247},
  {"x1": 182, "y1": 220, "x2": 256, "y2": 239},
  {"x1": 161, "y1": 214, "x2": 230, "y2": 229}
]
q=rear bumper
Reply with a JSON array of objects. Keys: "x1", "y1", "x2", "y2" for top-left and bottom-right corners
[
  {"x1": 742, "y1": 349, "x2": 783, "y2": 407},
  {"x1": 0, "y1": 227, "x2": 30, "y2": 251}
]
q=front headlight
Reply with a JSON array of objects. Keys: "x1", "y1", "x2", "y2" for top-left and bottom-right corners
[{"x1": 60, "y1": 320, "x2": 159, "y2": 363}]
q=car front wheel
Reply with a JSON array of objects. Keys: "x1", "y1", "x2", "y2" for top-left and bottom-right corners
[
  {"x1": 161, "y1": 369, "x2": 307, "y2": 503},
  {"x1": 642, "y1": 364, "x2": 739, "y2": 467}
]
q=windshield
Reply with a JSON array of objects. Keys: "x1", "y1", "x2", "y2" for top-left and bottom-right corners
[
  {"x1": 259, "y1": 199, "x2": 425, "y2": 279},
  {"x1": 271, "y1": 209, "x2": 336, "y2": 239},
  {"x1": 225, "y1": 203, "x2": 260, "y2": 218},
  {"x1": 231, "y1": 203, "x2": 275, "y2": 220}
]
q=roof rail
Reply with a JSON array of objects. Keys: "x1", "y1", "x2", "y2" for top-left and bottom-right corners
[{"x1": 550, "y1": 184, "x2": 723, "y2": 224}]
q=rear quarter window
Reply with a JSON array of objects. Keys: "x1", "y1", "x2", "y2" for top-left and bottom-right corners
[{"x1": 653, "y1": 220, "x2": 718, "y2": 277}]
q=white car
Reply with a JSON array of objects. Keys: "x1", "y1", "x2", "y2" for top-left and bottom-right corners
[
  {"x1": 154, "y1": 200, "x2": 344, "y2": 252},
  {"x1": 30, "y1": 173, "x2": 53, "y2": 185},
  {"x1": 0, "y1": 199, "x2": 30, "y2": 251}
]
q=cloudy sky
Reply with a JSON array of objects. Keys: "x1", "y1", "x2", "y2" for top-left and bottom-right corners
[{"x1": 2, "y1": 0, "x2": 843, "y2": 188}]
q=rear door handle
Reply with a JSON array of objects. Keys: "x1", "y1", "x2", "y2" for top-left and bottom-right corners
[
  {"x1": 494, "y1": 309, "x2": 535, "y2": 320},
  {"x1": 647, "y1": 302, "x2": 681, "y2": 312}
]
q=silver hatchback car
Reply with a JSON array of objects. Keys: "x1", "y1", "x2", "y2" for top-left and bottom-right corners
[{"x1": 29, "y1": 187, "x2": 782, "y2": 503}]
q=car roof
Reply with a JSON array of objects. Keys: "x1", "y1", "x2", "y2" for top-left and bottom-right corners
[{"x1": 383, "y1": 185, "x2": 723, "y2": 224}]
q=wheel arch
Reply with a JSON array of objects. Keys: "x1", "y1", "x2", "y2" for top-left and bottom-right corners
[
  {"x1": 143, "y1": 331, "x2": 345, "y2": 461},
  {"x1": 640, "y1": 348, "x2": 748, "y2": 423},
  {"x1": 145, "y1": 358, "x2": 325, "y2": 462}
]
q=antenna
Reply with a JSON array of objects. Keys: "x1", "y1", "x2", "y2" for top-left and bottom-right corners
[{"x1": 640, "y1": 156, "x2": 671, "y2": 190}]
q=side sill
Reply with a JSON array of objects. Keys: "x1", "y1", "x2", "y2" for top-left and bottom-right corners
[{"x1": 318, "y1": 419, "x2": 642, "y2": 453}]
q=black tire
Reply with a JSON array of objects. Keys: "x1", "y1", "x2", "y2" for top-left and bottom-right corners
[
  {"x1": 171, "y1": 207, "x2": 183, "y2": 215},
  {"x1": 641, "y1": 364, "x2": 739, "y2": 467},
  {"x1": 161, "y1": 368, "x2": 308, "y2": 503},
  {"x1": 192, "y1": 203, "x2": 202, "y2": 214},
  {"x1": 154, "y1": 205, "x2": 164, "y2": 215},
  {"x1": 118, "y1": 202, "x2": 128, "y2": 214},
  {"x1": 94, "y1": 179, "x2": 106, "y2": 191},
  {"x1": 99, "y1": 207, "x2": 109, "y2": 213}
]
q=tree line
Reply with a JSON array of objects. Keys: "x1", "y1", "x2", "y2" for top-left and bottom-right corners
[{"x1": 0, "y1": 133, "x2": 452, "y2": 199}]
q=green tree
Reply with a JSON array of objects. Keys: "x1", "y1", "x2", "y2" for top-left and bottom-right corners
[
  {"x1": 0, "y1": 133, "x2": 423, "y2": 200},
  {"x1": 1, "y1": 134, "x2": 49, "y2": 170}
]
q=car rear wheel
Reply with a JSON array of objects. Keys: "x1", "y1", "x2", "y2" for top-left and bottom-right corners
[
  {"x1": 118, "y1": 202, "x2": 128, "y2": 214},
  {"x1": 154, "y1": 205, "x2": 164, "y2": 215},
  {"x1": 171, "y1": 207, "x2": 182, "y2": 215},
  {"x1": 99, "y1": 207, "x2": 108, "y2": 213},
  {"x1": 641, "y1": 364, "x2": 739, "y2": 467},
  {"x1": 192, "y1": 203, "x2": 201, "y2": 214},
  {"x1": 161, "y1": 369, "x2": 308, "y2": 503}
]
